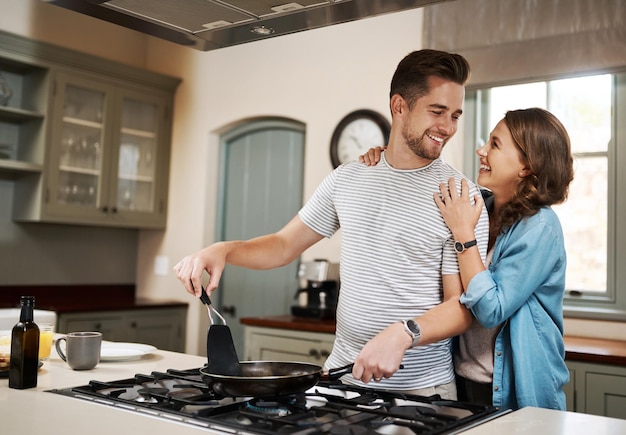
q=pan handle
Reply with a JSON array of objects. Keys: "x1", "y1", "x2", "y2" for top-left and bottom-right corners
[
  {"x1": 327, "y1": 363, "x2": 354, "y2": 380},
  {"x1": 326, "y1": 363, "x2": 405, "y2": 381}
]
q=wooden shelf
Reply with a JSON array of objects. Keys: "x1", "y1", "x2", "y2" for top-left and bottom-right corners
[
  {"x1": 0, "y1": 106, "x2": 44, "y2": 123},
  {"x1": 0, "y1": 158, "x2": 42, "y2": 179}
]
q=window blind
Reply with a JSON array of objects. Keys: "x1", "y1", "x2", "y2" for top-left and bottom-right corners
[{"x1": 423, "y1": 0, "x2": 626, "y2": 87}]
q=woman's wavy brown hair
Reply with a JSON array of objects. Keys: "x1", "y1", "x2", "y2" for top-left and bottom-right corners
[{"x1": 495, "y1": 108, "x2": 575, "y2": 234}]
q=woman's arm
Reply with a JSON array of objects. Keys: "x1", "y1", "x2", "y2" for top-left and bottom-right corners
[
  {"x1": 462, "y1": 214, "x2": 565, "y2": 327},
  {"x1": 435, "y1": 178, "x2": 486, "y2": 290}
]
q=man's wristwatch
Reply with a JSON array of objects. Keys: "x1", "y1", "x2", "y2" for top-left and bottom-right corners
[
  {"x1": 454, "y1": 239, "x2": 477, "y2": 254},
  {"x1": 402, "y1": 319, "x2": 421, "y2": 348}
]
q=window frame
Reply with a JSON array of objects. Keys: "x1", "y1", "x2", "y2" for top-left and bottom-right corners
[{"x1": 463, "y1": 70, "x2": 626, "y2": 320}]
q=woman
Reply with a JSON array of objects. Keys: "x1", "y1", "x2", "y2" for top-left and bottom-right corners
[{"x1": 360, "y1": 108, "x2": 574, "y2": 410}]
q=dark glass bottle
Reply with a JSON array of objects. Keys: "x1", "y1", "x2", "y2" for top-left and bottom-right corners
[{"x1": 9, "y1": 296, "x2": 40, "y2": 389}]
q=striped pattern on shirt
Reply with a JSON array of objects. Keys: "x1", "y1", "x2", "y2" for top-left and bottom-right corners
[{"x1": 298, "y1": 153, "x2": 489, "y2": 390}]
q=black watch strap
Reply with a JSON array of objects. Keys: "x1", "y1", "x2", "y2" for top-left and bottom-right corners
[{"x1": 454, "y1": 239, "x2": 477, "y2": 253}]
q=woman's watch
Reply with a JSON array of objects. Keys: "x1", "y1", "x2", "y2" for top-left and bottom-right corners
[
  {"x1": 402, "y1": 319, "x2": 421, "y2": 348},
  {"x1": 454, "y1": 239, "x2": 477, "y2": 254}
]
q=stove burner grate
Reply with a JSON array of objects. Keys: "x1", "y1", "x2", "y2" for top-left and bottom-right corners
[
  {"x1": 46, "y1": 368, "x2": 509, "y2": 435},
  {"x1": 136, "y1": 387, "x2": 169, "y2": 403}
]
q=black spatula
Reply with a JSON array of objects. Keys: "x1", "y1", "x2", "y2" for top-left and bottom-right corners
[{"x1": 200, "y1": 287, "x2": 243, "y2": 376}]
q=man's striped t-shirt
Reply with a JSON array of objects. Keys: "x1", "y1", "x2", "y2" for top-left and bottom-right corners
[{"x1": 298, "y1": 153, "x2": 489, "y2": 391}]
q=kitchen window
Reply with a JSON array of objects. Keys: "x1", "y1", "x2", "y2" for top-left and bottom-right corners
[{"x1": 463, "y1": 72, "x2": 626, "y2": 319}]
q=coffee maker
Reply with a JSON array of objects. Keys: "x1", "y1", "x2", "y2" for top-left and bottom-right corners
[{"x1": 291, "y1": 259, "x2": 339, "y2": 319}]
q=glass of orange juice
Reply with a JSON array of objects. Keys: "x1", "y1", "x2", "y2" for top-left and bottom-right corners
[{"x1": 39, "y1": 323, "x2": 55, "y2": 360}]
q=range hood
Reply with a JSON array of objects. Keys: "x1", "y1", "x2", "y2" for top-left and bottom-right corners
[{"x1": 42, "y1": 0, "x2": 451, "y2": 51}]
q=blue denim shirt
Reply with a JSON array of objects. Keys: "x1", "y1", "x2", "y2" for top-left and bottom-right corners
[{"x1": 460, "y1": 207, "x2": 569, "y2": 410}]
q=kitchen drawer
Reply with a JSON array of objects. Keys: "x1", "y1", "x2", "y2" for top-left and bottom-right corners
[{"x1": 244, "y1": 326, "x2": 334, "y2": 364}]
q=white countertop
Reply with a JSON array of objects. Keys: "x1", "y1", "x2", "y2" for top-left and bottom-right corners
[
  {"x1": 462, "y1": 406, "x2": 626, "y2": 434},
  {"x1": 2, "y1": 345, "x2": 626, "y2": 435}
]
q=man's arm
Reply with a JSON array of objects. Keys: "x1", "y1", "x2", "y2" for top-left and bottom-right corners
[
  {"x1": 352, "y1": 273, "x2": 472, "y2": 383},
  {"x1": 174, "y1": 215, "x2": 324, "y2": 297}
]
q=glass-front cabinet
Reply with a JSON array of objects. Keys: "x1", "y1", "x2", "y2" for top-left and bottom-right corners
[
  {"x1": 40, "y1": 72, "x2": 173, "y2": 228},
  {"x1": 2, "y1": 31, "x2": 179, "y2": 229},
  {"x1": 53, "y1": 78, "x2": 106, "y2": 211}
]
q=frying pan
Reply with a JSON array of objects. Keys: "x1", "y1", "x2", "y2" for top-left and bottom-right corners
[{"x1": 200, "y1": 361, "x2": 354, "y2": 397}]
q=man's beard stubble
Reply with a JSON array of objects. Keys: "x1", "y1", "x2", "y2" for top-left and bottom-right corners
[{"x1": 402, "y1": 125, "x2": 444, "y2": 161}]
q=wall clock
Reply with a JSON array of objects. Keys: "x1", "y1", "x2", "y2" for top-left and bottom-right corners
[{"x1": 329, "y1": 109, "x2": 391, "y2": 168}]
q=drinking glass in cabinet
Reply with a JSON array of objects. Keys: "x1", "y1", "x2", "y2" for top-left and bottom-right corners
[
  {"x1": 57, "y1": 171, "x2": 98, "y2": 206},
  {"x1": 119, "y1": 143, "x2": 139, "y2": 176},
  {"x1": 117, "y1": 178, "x2": 153, "y2": 212},
  {"x1": 60, "y1": 127, "x2": 103, "y2": 171},
  {"x1": 116, "y1": 99, "x2": 157, "y2": 213}
]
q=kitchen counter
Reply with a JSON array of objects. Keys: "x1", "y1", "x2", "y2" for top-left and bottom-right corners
[
  {"x1": 240, "y1": 315, "x2": 336, "y2": 334},
  {"x1": 3, "y1": 344, "x2": 626, "y2": 434},
  {"x1": 564, "y1": 335, "x2": 626, "y2": 365},
  {"x1": 461, "y1": 406, "x2": 626, "y2": 434},
  {"x1": 240, "y1": 316, "x2": 626, "y2": 365},
  {"x1": 1, "y1": 343, "x2": 210, "y2": 435},
  {"x1": 0, "y1": 284, "x2": 187, "y2": 313}
]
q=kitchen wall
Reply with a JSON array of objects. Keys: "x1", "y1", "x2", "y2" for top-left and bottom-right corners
[
  {"x1": 1, "y1": 0, "x2": 624, "y2": 354},
  {"x1": 0, "y1": 180, "x2": 138, "y2": 284}
]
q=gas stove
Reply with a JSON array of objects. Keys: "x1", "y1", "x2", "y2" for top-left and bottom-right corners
[{"x1": 47, "y1": 367, "x2": 509, "y2": 434}]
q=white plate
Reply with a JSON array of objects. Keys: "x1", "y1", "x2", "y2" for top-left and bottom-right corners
[{"x1": 100, "y1": 342, "x2": 156, "y2": 362}]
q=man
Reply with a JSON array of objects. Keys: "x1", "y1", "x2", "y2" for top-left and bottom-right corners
[{"x1": 174, "y1": 49, "x2": 489, "y2": 399}]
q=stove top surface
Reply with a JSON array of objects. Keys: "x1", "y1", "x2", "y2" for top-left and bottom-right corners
[{"x1": 47, "y1": 367, "x2": 509, "y2": 434}]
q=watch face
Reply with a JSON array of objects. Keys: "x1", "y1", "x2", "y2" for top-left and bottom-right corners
[
  {"x1": 407, "y1": 320, "x2": 420, "y2": 334},
  {"x1": 330, "y1": 110, "x2": 390, "y2": 168}
]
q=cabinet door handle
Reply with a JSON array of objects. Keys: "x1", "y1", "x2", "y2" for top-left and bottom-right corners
[
  {"x1": 130, "y1": 322, "x2": 137, "y2": 328},
  {"x1": 308, "y1": 349, "x2": 320, "y2": 358},
  {"x1": 111, "y1": 207, "x2": 118, "y2": 214},
  {"x1": 94, "y1": 323, "x2": 102, "y2": 330},
  {"x1": 221, "y1": 305, "x2": 236, "y2": 317},
  {"x1": 320, "y1": 350, "x2": 330, "y2": 358},
  {"x1": 102, "y1": 206, "x2": 108, "y2": 213}
]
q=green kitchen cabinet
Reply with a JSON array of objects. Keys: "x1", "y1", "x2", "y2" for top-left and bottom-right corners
[
  {"x1": 0, "y1": 30, "x2": 180, "y2": 229},
  {"x1": 566, "y1": 360, "x2": 626, "y2": 420},
  {"x1": 26, "y1": 71, "x2": 175, "y2": 228},
  {"x1": 57, "y1": 307, "x2": 188, "y2": 352}
]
